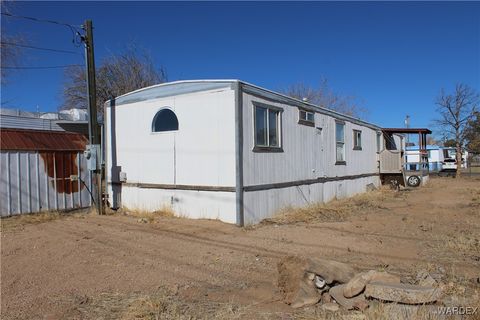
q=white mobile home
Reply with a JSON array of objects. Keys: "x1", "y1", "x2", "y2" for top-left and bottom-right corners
[
  {"x1": 405, "y1": 146, "x2": 469, "y2": 172},
  {"x1": 105, "y1": 80, "x2": 385, "y2": 225},
  {"x1": 405, "y1": 145, "x2": 443, "y2": 172}
]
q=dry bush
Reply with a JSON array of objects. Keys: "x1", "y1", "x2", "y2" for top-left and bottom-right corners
[{"x1": 264, "y1": 187, "x2": 395, "y2": 225}]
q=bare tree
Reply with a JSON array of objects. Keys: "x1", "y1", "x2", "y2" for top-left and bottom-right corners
[
  {"x1": 0, "y1": 35, "x2": 24, "y2": 85},
  {"x1": 443, "y1": 139, "x2": 456, "y2": 148},
  {"x1": 61, "y1": 46, "x2": 167, "y2": 113},
  {"x1": 434, "y1": 83, "x2": 479, "y2": 177},
  {"x1": 281, "y1": 78, "x2": 368, "y2": 119},
  {"x1": 1, "y1": 2, "x2": 25, "y2": 85},
  {"x1": 426, "y1": 136, "x2": 439, "y2": 146}
]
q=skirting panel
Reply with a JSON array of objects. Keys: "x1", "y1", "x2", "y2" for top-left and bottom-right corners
[
  {"x1": 243, "y1": 175, "x2": 381, "y2": 225},
  {"x1": 108, "y1": 184, "x2": 237, "y2": 224}
]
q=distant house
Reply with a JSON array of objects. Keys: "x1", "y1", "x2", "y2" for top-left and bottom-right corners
[
  {"x1": 0, "y1": 109, "x2": 92, "y2": 216},
  {"x1": 104, "y1": 80, "x2": 418, "y2": 225},
  {"x1": 405, "y1": 145, "x2": 468, "y2": 172},
  {"x1": 405, "y1": 145, "x2": 443, "y2": 172}
]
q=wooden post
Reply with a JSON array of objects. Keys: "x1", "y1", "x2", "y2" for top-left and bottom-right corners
[{"x1": 83, "y1": 20, "x2": 103, "y2": 215}]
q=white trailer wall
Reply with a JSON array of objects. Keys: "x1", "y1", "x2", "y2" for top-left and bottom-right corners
[{"x1": 105, "y1": 86, "x2": 237, "y2": 223}]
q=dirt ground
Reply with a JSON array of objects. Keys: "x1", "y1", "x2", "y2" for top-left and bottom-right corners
[{"x1": 1, "y1": 177, "x2": 479, "y2": 319}]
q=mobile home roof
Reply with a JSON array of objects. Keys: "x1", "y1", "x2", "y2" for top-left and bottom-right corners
[{"x1": 107, "y1": 80, "x2": 382, "y2": 130}]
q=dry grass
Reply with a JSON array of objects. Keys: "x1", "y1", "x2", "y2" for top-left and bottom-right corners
[
  {"x1": 71, "y1": 288, "x2": 246, "y2": 320},
  {"x1": 1, "y1": 211, "x2": 72, "y2": 231},
  {"x1": 363, "y1": 301, "x2": 447, "y2": 320},
  {"x1": 264, "y1": 186, "x2": 397, "y2": 225},
  {"x1": 69, "y1": 286, "x2": 480, "y2": 320},
  {"x1": 444, "y1": 233, "x2": 480, "y2": 255},
  {"x1": 464, "y1": 166, "x2": 480, "y2": 174},
  {"x1": 121, "y1": 205, "x2": 176, "y2": 223},
  {"x1": 470, "y1": 188, "x2": 480, "y2": 207}
]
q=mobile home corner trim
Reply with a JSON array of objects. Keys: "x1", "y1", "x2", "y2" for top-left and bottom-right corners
[{"x1": 234, "y1": 81, "x2": 245, "y2": 227}]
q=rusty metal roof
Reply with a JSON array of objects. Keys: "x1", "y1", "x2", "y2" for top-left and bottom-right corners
[{"x1": 0, "y1": 128, "x2": 88, "y2": 151}]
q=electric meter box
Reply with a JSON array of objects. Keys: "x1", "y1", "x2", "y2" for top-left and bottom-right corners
[
  {"x1": 119, "y1": 171, "x2": 127, "y2": 182},
  {"x1": 84, "y1": 144, "x2": 100, "y2": 171}
]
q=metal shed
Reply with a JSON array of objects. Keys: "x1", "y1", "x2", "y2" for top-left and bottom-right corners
[{"x1": 0, "y1": 128, "x2": 92, "y2": 216}]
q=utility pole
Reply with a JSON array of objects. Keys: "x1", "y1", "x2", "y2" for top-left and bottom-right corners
[
  {"x1": 405, "y1": 115, "x2": 410, "y2": 146},
  {"x1": 82, "y1": 20, "x2": 103, "y2": 215}
]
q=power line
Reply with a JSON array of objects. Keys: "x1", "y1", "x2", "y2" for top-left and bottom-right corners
[
  {"x1": 1, "y1": 64, "x2": 83, "y2": 70},
  {"x1": 1, "y1": 12, "x2": 83, "y2": 45},
  {"x1": 0, "y1": 41, "x2": 81, "y2": 55},
  {"x1": 1, "y1": 12, "x2": 81, "y2": 30}
]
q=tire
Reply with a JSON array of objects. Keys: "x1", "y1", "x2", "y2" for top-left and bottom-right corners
[{"x1": 407, "y1": 175, "x2": 421, "y2": 187}]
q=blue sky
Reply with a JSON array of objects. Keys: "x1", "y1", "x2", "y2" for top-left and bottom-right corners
[{"x1": 1, "y1": 1, "x2": 479, "y2": 130}]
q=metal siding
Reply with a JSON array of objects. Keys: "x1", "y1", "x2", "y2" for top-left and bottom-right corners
[
  {"x1": 53, "y1": 153, "x2": 58, "y2": 210},
  {"x1": 242, "y1": 92, "x2": 379, "y2": 187},
  {"x1": 38, "y1": 152, "x2": 49, "y2": 212},
  {"x1": 0, "y1": 153, "x2": 9, "y2": 214},
  {"x1": 241, "y1": 92, "x2": 381, "y2": 224},
  {"x1": 243, "y1": 176, "x2": 380, "y2": 225},
  {"x1": 17, "y1": 153, "x2": 23, "y2": 214},
  {"x1": 0, "y1": 128, "x2": 88, "y2": 151},
  {"x1": 0, "y1": 114, "x2": 63, "y2": 131},
  {"x1": 35, "y1": 153, "x2": 41, "y2": 212},
  {"x1": 8, "y1": 153, "x2": 19, "y2": 215},
  {"x1": 0, "y1": 151, "x2": 92, "y2": 216}
]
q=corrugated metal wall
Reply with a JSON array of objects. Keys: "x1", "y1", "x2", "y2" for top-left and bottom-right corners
[
  {"x1": 0, "y1": 114, "x2": 64, "y2": 131},
  {"x1": 0, "y1": 151, "x2": 92, "y2": 216}
]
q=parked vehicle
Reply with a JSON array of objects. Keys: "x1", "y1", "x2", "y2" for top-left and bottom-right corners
[{"x1": 441, "y1": 158, "x2": 457, "y2": 171}]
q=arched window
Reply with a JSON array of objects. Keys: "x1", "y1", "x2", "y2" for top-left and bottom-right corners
[{"x1": 152, "y1": 109, "x2": 178, "y2": 132}]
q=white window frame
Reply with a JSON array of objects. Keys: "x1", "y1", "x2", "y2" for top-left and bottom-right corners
[
  {"x1": 253, "y1": 102, "x2": 283, "y2": 152},
  {"x1": 298, "y1": 108, "x2": 315, "y2": 127},
  {"x1": 335, "y1": 121, "x2": 346, "y2": 164},
  {"x1": 353, "y1": 129, "x2": 362, "y2": 150}
]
